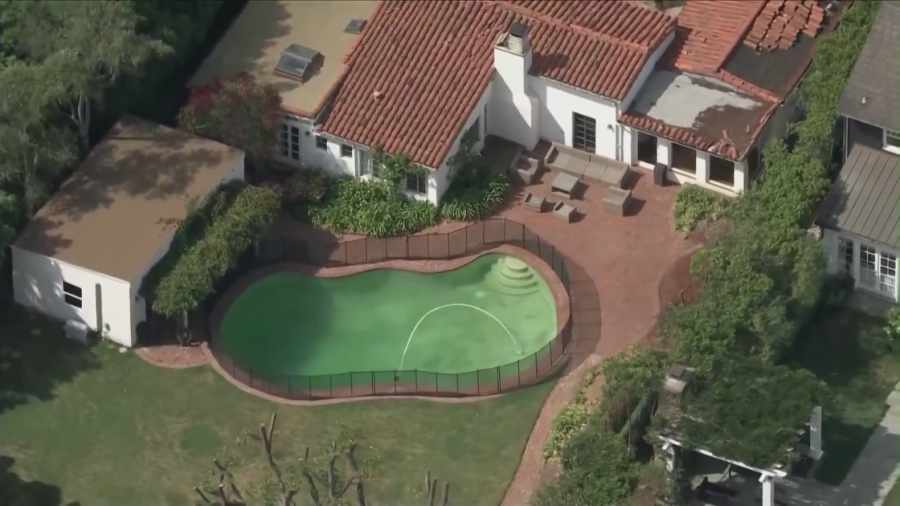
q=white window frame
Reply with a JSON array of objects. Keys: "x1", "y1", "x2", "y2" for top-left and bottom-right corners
[
  {"x1": 315, "y1": 135, "x2": 328, "y2": 151},
  {"x1": 843, "y1": 234, "x2": 899, "y2": 302},
  {"x1": 838, "y1": 238, "x2": 854, "y2": 278},
  {"x1": 63, "y1": 281, "x2": 83, "y2": 309},
  {"x1": 278, "y1": 119, "x2": 301, "y2": 162},
  {"x1": 340, "y1": 144, "x2": 353, "y2": 158},
  {"x1": 883, "y1": 129, "x2": 900, "y2": 155},
  {"x1": 405, "y1": 171, "x2": 427, "y2": 195}
]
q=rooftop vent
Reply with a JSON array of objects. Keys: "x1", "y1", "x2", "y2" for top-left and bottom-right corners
[
  {"x1": 274, "y1": 44, "x2": 320, "y2": 82},
  {"x1": 506, "y1": 21, "x2": 529, "y2": 55},
  {"x1": 662, "y1": 364, "x2": 696, "y2": 395},
  {"x1": 344, "y1": 19, "x2": 366, "y2": 34}
]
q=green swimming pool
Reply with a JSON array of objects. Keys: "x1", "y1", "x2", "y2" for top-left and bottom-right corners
[{"x1": 220, "y1": 253, "x2": 558, "y2": 378}]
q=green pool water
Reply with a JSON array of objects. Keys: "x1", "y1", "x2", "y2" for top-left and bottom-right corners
[{"x1": 220, "y1": 253, "x2": 558, "y2": 377}]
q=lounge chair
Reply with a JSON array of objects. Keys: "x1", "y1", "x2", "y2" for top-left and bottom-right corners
[{"x1": 524, "y1": 192, "x2": 545, "y2": 212}]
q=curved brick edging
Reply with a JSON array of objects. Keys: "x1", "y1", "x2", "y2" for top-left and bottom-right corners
[
  {"x1": 206, "y1": 244, "x2": 572, "y2": 402},
  {"x1": 134, "y1": 345, "x2": 207, "y2": 369}
]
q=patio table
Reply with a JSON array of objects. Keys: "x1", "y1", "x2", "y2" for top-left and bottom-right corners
[{"x1": 551, "y1": 171, "x2": 580, "y2": 199}]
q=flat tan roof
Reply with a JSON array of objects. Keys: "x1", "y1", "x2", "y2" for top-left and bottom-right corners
[
  {"x1": 191, "y1": 0, "x2": 378, "y2": 117},
  {"x1": 14, "y1": 116, "x2": 244, "y2": 282}
]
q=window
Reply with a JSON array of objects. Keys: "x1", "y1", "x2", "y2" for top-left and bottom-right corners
[
  {"x1": 572, "y1": 112, "x2": 596, "y2": 152},
  {"x1": 340, "y1": 144, "x2": 353, "y2": 158},
  {"x1": 466, "y1": 117, "x2": 481, "y2": 142},
  {"x1": 884, "y1": 129, "x2": 900, "y2": 153},
  {"x1": 838, "y1": 238, "x2": 854, "y2": 278},
  {"x1": 63, "y1": 281, "x2": 82, "y2": 309},
  {"x1": 279, "y1": 121, "x2": 301, "y2": 161},
  {"x1": 879, "y1": 252, "x2": 897, "y2": 297},
  {"x1": 406, "y1": 172, "x2": 427, "y2": 194},
  {"x1": 709, "y1": 155, "x2": 735, "y2": 187},
  {"x1": 671, "y1": 143, "x2": 696, "y2": 174},
  {"x1": 315, "y1": 135, "x2": 328, "y2": 150},
  {"x1": 860, "y1": 245, "x2": 878, "y2": 288}
]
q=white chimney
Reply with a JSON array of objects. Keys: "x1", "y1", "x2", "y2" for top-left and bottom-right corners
[{"x1": 491, "y1": 21, "x2": 539, "y2": 150}]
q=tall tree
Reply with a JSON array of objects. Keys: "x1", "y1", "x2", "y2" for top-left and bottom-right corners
[
  {"x1": 13, "y1": 1, "x2": 170, "y2": 150},
  {"x1": 0, "y1": 60, "x2": 78, "y2": 213}
]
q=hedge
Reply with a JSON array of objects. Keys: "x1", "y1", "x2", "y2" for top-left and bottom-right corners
[
  {"x1": 152, "y1": 184, "x2": 280, "y2": 316},
  {"x1": 440, "y1": 169, "x2": 509, "y2": 222},
  {"x1": 308, "y1": 178, "x2": 438, "y2": 237},
  {"x1": 671, "y1": 185, "x2": 730, "y2": 233},
  {"x1": 659, "y1": 0, "x2": 879, "y2": 466}
]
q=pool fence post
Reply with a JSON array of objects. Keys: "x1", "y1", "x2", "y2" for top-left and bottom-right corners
[
  {"x1": 288, "y1": 375, "x2": 292, "y2": 397},
  {"x1": 329, "y1": 375, "x2": 333, "y2": 397},
  {"x1": 496, "y1": 367, "x2": 501, "y2": 393},
  {"x1": 434, "y1": 373, "x2": 438, "y2": 394},
  {"x1": 415, "y1": 370, "x2": 418, "y2": 392},
  {"x1": 371, "y1": 372, "x2": 375, "y2": 395},
  {"x1": 350, "y1": 372, "x2": 354, "y2": 396}
]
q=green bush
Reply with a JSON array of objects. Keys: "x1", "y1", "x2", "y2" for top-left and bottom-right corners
[
  {"x1": 440, "y1": 169, "x2": 509, "y2": 222},
  {"x1": 282, "y1": 171, "x2": 328, "y2": 205},
  {"x1": 544, "y1": 404, "x2": 592, "y2": 459},
  {"x1": 152, "y1": 184, "x2": 281, "y2": 317},
  {"x1": 309, "y1": 178, "x2": 437, "y2": 237},
  {"x1": 885, "y1": 307, "x2": 899, "y2": 347},
  {"x1": 536, "y1": 425, "x2": 638, "y2": 506},
  {"x1": 672, "y1": 185, "x2": 730, "y2": 232}
]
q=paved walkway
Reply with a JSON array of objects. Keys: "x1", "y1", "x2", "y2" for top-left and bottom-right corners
[{"x1": 833, "y1": 383, "x2": 900, "y2": 506}]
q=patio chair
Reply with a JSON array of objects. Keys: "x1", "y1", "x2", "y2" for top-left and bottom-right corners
[
  {"x1": 523, "y1": 192, "x2": 545, "y2": 213},
  {"x1": 553, "y1": 201, "x2": 576, "y2": 223},
  {"x1": 603, "y1": 187, "x2": 632, "y2": 216}
]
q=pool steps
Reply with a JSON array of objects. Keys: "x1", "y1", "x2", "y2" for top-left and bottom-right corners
[{"x1": 484, "y1": 257, "x2": 541, "y2": 296}]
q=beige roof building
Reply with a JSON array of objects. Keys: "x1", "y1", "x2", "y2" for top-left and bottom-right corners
[
  {"x1": 191, "y1": 0, "x2": 378, "y2": 118},
  {"x1": 13, "y1": 116, "x2": 245, "y2": 282}
]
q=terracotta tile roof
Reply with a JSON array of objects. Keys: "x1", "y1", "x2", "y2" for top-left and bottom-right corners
[
  {"x1": 663, "y1": 1, "x2": 766, "y2": 72},
  {"x1": 621, "y1": 0, "x2": 831, "y2": 161},
  {"x1": 321, "y1": 0, "x2": 675, "y2": 169},
  {"x1": 742, "y1": 0, "x2": 825, "y2": 52},
  {"x1": 496, "y1": 0, "x2": 674, "y2": 49}
]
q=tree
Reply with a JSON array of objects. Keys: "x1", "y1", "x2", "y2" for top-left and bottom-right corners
[
  {"x1": 12, "y1": 1, "x2": 171, "y2": 150},
  {"x1": 178, "y1": 75, "x2": 282, "y2": 170},
  {"x1": 0, "y1": 59, "x2": 78, "y2": 214},
  {"x1": 193, "y1": 414, "x2": 451, "y2": 506}
]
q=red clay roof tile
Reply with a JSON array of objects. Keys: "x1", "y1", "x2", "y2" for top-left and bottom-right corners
[{"x1": 321, "y1": 0, "x2": 675, "y2": 169}]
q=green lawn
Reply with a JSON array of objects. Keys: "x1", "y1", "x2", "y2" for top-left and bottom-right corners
[
  {"x1": 885, "y1": 478, "x2": 900, "y2": 506},
  {"x1": 790, "y1": 306, "x2": 899, "y2": 485},
  {"x1": 0, "y1": 307, "x2": 553, "y2": 506}
]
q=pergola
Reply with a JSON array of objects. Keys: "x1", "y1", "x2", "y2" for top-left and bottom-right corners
[{"x1": 658, "y1": 406, "x2": 823, "y2": 506}]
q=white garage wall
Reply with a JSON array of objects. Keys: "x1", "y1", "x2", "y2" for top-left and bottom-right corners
[
  {"x1": 532, "y1": 78, "x2": 619, "y2": 161},
  {"x1": 11, "y1": 247, "x2": 134, "y2": 346}
]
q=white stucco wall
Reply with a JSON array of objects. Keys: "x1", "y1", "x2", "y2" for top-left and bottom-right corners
[
  {"x1": 533, "y1": 78, "x2": 619, "y2": 161},
  {"x1": 11, "y1": 248, "x2": 135, "y2": 346},
  {"x1": 490, "y1": 41, "x2": 540, "y2": 150},
  {"x1": 278, "y1": 115, "x2": 355, "y2": 177},
  {"x1": 623, "y1": 126, "x2": 747, "y2": 197}
]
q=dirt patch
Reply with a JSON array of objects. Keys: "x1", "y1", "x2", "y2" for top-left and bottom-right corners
[{"x1": 135, "y1": 343, "x2": 207, "y2": 369}]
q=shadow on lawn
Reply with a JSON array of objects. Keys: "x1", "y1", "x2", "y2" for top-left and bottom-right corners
[
  {"x1": 0, "y1": 455, "x2": 77, "y2": 506},
  {"x1": 0, "y1": 303, "x2": 101, "y2": 416}
]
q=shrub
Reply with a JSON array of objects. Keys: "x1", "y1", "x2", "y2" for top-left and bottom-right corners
[
  {"x1": 309, "y1": 178, "x2": 437, "y2": 237},
  {"x1": 536, "y1": 425, "x2": 638, "y2": 506},
  {"x1": 440, "y1": 169, "x2": 509, "y2": 222},
  {"x1": 544, "y1": 404, "x2": 592, "y2": 459},
  {"x1": 885, "y1": 307, "x2": 899, "y2": 348},
  {"x1": 282, "y1": 171, "x2": 328, "y2": 205},
  {"x1": 672, "y1": 185, "x2": 730, "y2": 232},
  {"x1": 152, "y1": 184, "x2": 281, "y2": 318}
]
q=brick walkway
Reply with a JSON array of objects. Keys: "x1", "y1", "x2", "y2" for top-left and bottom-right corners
[{"x1": 496, "y1": 171, "x2": 701, "y2": 506}]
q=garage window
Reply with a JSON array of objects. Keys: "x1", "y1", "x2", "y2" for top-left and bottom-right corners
[{"x1": 63, "y1": 281, "x2": 83, "y2": 308}]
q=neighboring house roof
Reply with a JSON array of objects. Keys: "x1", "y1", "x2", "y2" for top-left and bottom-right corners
[
  {"x1": 320, "y1": 0, "x2": 675, "y2": 169},
  {"x1": 837, "y1": 1, "x2": 900, "y2": 132},
  {"x1": 190, "y1": 0, "x2": 379, "y2": 118},
  {"x1": 620, "y1": 0, "x2": 835, "y2": 161},
  {"x1": 13, "y1": 116, "x2": 244, "y2": 282},
  {"x1": 818, "y1": 145, "x2": 900, "y2": 249}
]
